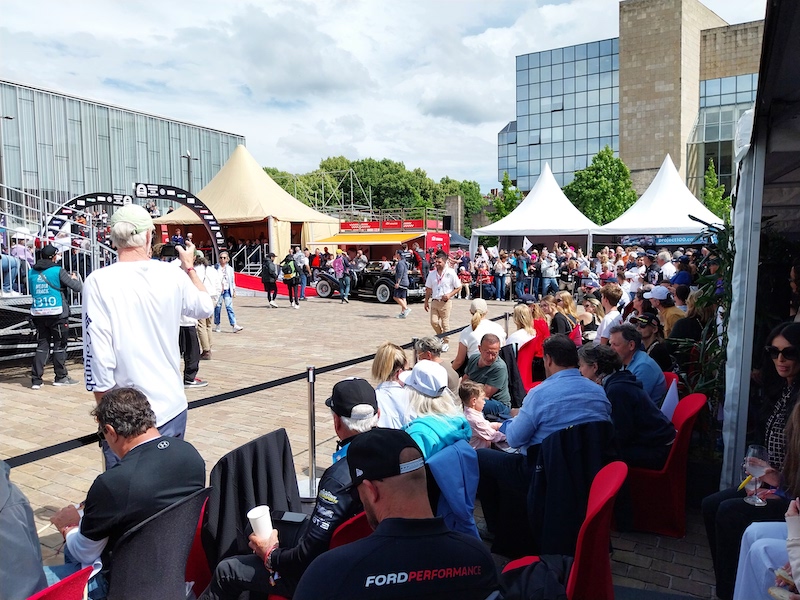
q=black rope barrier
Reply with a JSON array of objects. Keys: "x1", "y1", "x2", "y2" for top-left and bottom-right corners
[{"x1": 6, "y1": 312, "x2": 509, "y2": 468}]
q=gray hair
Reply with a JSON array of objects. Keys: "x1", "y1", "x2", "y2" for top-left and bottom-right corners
[
  {"x1": 109, "y1": 221, "x2": 152, "y2": 249},
  {"x1": 338, "y1": 406, "x2": 379, "y2": 434},
  {"x1": 414, "y1": 336, "x2": 443, "y2": 357},
  {"x1": 657, "y1": 251, "x2": 671, "y2": 263}
]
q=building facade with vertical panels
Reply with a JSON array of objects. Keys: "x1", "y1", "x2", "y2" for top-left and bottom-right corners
[
  {"x1": 0, "y1": 80, "x2": 245, "y2": 215},
  {"x1": 498, "y1": 0, "x2": 763, "y2": 197}
]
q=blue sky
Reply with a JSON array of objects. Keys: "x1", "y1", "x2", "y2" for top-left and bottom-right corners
[{"x1": 0, "y1": 0, "x2": 767, "y2": 192}]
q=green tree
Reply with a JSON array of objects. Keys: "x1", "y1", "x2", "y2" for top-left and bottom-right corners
[
  {"x1": 489, "y1": 171, "x2": 522, "y2": 222},
  {"x1": 562, "y1": 146, "x2": 637, "y2": 225},
  {"x1": 702, "y1": 158, "x2": 730, "y2": 219}
]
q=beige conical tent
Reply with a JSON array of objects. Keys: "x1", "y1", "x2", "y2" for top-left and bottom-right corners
[{"x1": 155, "y1": 144, "x2": 339, "y2": 258}]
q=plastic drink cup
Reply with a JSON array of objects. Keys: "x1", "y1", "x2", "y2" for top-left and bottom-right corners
[{"x1": 247, "y1": 505, "x2": 273, "y2": 539}]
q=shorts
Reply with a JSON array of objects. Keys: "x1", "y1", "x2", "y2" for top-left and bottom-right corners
[{"x1": 394, "y1": 287, "x2": 407, "y2": 299}]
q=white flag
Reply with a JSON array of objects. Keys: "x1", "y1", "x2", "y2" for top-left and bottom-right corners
[{"x1": 523, "y1": 237, "x2": 533, "y2": 252}]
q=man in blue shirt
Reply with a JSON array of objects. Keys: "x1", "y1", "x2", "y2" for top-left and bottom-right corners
[
  {"x1": 476, "y1": 335, "x2": 611, "y2": 536},
  {"x1": 609, "y1": 323, "x2": 666, "y2": 405}
]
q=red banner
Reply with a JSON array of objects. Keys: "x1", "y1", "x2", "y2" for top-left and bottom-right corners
[
  {"x1": 426, "y1": 232, "x2": 449, "y2": 254},
  {"x1": 341, "y1": 221, "x2": 381, "y2": 232},
  {"x1": 382, "y1": 220, "x2": 402, "y2": 229}
]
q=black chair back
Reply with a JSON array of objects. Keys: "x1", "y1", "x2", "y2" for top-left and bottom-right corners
[{"x1": 107, "y1": 487, "x2": 210, "y2": 600}]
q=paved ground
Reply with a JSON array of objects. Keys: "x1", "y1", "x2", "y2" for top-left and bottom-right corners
[{"x1": 0, "y1": 293, "x2": 718, "y2": 597}]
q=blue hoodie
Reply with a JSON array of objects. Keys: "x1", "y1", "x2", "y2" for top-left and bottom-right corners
[{"x1": 404, "y1": 414, "x2": 472, "y2": 459}]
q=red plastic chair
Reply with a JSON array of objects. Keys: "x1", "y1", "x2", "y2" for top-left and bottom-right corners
[
  {"x1": 185, "y1": 498, "x2": 211, "y2": 598},
  {"x1": 268, "y1": 512, "x2": 372, "y2": 599},
  {"x1": 502, "y1": 462, "x2": 628, "y2": 600},
  {"x1": 663, "y1": 371, "x2": 679, "y2": 395},
  {"x1": 329, "y1": 511, "x2": 372, "y2": 549},
  {"x1": 627, "y1": 393, "x2": 707, "y2": 537},
  {"x1": 27, "y1": 566, "x2": 92, "y2": 600}
]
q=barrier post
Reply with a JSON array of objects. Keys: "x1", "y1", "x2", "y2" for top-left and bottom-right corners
[
  {"x1": 307, "y1": 365, "x2": 317, "y2": 497},
  {"x1": 411, "y1": 337, "x2": 419, "y2": 364},
  {"x1": 504, "y1": 311, "x2": 510, "y2": 335}
]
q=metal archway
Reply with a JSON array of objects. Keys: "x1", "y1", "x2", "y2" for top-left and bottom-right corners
[{"x1": 45, "y1": 184, "x2": 224, "y2": 260}]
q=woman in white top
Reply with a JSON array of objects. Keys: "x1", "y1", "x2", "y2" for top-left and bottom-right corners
[
  {"x1": 371, "y1": 341, "x2": 413, "y2": 429},
  {"x1": 451, "y1": 298, "x2": 507, "y2": 371},
  {"x1": 504, "y1": 303, "x2": 536, "y2": 348}
]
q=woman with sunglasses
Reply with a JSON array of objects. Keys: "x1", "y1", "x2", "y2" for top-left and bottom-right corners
[{"x1": 702, "y1": 322, "x2": 800, "y2": 600}]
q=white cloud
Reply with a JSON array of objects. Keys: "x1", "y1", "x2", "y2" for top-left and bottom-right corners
[{"x1": 0, "y1": 0, "x2": 767, "y2": 192}]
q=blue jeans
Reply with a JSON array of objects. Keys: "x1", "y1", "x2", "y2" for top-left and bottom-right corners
[
  {"x1": 495, "y1": 275, "x2": 506, "y2": 300},
  {"x1": 542, "y1": 277, "x2": 559, "y2": 297},
  {"x1": 102, "y1": 410, "x2": 187, "y2": 470},
  {"x1": 482, "y1": 399, "x2": 511, "y2": 420},
  {"x1": 1, "y1": 254, "x2": 19, "y2": 292},
  {"x1": 515, "y1": 279, "x2": 526, "y2": 299},
  {"x1": 299, "y1": 272, "x2": 307, "y2": 299},
  {"x1": 215, "y1": 290, "x2": 236, "y2": 325},
  {"x1": 339, "y1": 275, "x2": 351, "y2": 300},
  {"x1": 43, "y1": 545, "x2": 109, "y2": 600},
  {"x1": 531, "y1": 277, "x2": 541, "y2": 301}
]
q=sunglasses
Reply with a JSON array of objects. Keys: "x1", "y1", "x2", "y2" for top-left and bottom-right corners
[
  {"x1": 765, "y1": 346, "x2": 800, "y2": 361},
  {"x1": 636, "y1": 322, "x2": 653, "y2": 329}
]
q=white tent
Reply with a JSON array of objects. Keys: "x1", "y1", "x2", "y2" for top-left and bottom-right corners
[
  {"x1": 155, "y1": 145, "x2": 338, "y2": 258},
  {"x1": 470, "y1": 163, "x2": 599, "y2": 253},
  {"x1": 592, "y1": 154, "x2": 722, "y2": 236}
]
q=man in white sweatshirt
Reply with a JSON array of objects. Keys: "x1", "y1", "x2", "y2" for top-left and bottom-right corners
[{"x1": 82, "y1": 203, "x2": 213, "y2": 469}]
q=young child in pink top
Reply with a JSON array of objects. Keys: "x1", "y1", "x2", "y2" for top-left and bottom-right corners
[{"x1": 459, "y1": 381, "x2": 507, "y2": 450}]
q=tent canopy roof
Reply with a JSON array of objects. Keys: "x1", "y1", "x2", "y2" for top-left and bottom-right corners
[
  {"x1": 154, "y1": 145, "x2": 338, "y2": 225},
  {"x1": 314, "y1": 232, "x2": 422, "y2": 245},
  {"x1": 593, "y1": 155, "x2": 722, "y2": 236},
  {"x1": 472, "y1": 163, "x2": 598, "y2": 236}
]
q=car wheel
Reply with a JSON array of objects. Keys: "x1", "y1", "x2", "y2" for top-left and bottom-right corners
[
  {"x1": 375, "y1": 282, "x2": 392, "y2": 304},
  {"x1": 316, "y1": 280, "x2": 332, "y2": 298}
]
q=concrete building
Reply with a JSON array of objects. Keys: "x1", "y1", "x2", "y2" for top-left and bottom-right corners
[
  {"x1": 498, "y1": 0, "x2": 763, "y2": 196},
  {"x1": 0, "y1": 80, "x2": 245, "y2": 217}
]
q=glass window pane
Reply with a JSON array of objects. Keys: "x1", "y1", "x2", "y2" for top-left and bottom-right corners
[
  {"x1": 552, "y1": 127, "x2": 564, "y2": 142},
  {"x1": 540, "y1": 50, "x2": 551, "y2": 67},
  {"x1": 587, "y1": 122, "x2": 600, "y2": 138},
  {"x1": 530, "y1": 114, "x2": 540, "y2": 129},
  {"x1": 564, "y1": 140, "x2": 575, "y2": 155},
  {"x1": 530, "y1": 145, "x2": 540, "y2": 160},
  {"x1": 541, "y1": 96, "x2": 552, "y2": 112},
  {"x1": 552, "y1": 157, "x2": 564, "y2": 172},
  {"x1": 721, "y1": 76, "x2": 736, "y2": 94},
  {"x1": 588, "y1": 74, "x2": 600, "y2": 91},
  {"x1": 599, "y1": 88, "x2": 612, "y2": 104},
  {"x1": 721, "y1": 93, "x2": 736, "y2": 105},
  {"x1": 541, "y1": 128, "x2": 552, "y2": 143},
  {"x1": 518, "y1": 176, "x2": 530, "y2": 189},
  {"x1": 541, "y1": 143, "x2": 551, "y2": 159},
  {"x1": 587, "y1": 42, "x2": 599, "y2": 58},
  {"x1": 564, "y1": 125, "x2": 575, "y2": 140},
  {"x1": 587, "y1": 106, "x2": 600, "y2": 122},
  {"x1": 517, "y1": 69, "x2": 529, "y2": 86},
  {"x1": 529, "y1": 83, "x2": 540, "y2": 98},
  {"x1": 552, "y1": 63, "x2": 563, "y2": 80},
  {"x1": 517, "y1": 55, "x2": 529, "y2": 70},
  {"x1": 575, "y1": 44, "x2": 587, "y2": 60},
  {"x1": 612, "y1": 87, "x2": 619, "y2": 103},
  {"x1": 612, "y1": 120, "x2": 619, "y2": 135},
  {"x1": 552, "y1": 111, "x2": 564, "y2": 126},
  {"x1": 541, "y1": 66, "x2": 552, "y2": 81},
  {"x1": 736, "y1": 91, "x2": 752, "y2": 103},
  {"x1": 529, "y1": 68, "x2": 540, "y2": 84},
  {"x1": 552, "y1": 48, "x2": 563, "y2": 64},
  {"x1": 518, "y1": 115, "x2": 529, "y2": 130},
  {"x1": 564, "y1": 78, "x2": 575, "y2": 94},
  {"x1": 600, "y1": 121, "x2": 612, "y2": 136},
  {"x1": 541, "y1": 112, "x2": 552, "y2": 127},
  {"x1": 612, "y1": 104, "x2": 619, "y2": 119},
  {"x1": 575, "y1": 92, "x2": 587, "y2": 108},
  {"x1": 517, "y1": 86, "x2": 529, "y2": 101},
  {"x1": 575, "y1": 123, "x2": 587, "y2": 138},
  {"x1": 575, "y1": 107, "x2": 587, "y2": 123},
  {"x1": 564, "y1": 94, "x2": 575, "y2": 110},
  {"x1": 575, "y1": 60, "x2": 587, "y2": 76},
  {"x1": 528, "y1": 98, "x2": 540, "y2": 113},
  {"x1": 587, "y1": 89, "x2": 599, "y2": 105},
  {"x1": 564, "y1": 62, "x2": 575, "y2": 78},
  {"x1": 519, "y1": 160, "x2": 530, "y2": 176},
  {"x1": 575, "y1": 75, "x2": 587, "y2": 92},
  {"x1": 518, "y1": 130, "x2": 529, "y2": 145},
  {"x1": 600, "y1": 72, "x2": 612, "y2": 89},
  {"x1": 517, "y1": 101, "x2": 528, "y2": 116},
  {"x1": 706, "y1": 79, "x2": 720, "y2": 95},
  {"x1": 720, "y1": 123, "x2": 734, "y2": 140},
  {"x1": 720, "y1": 108, "x2": 734, "y2": 122},
  {"x1": 552, "y1": 79, "x2": 563, "y2": 96},
  {"x1": 587, "y1": 137, "x2": 600, "y2": 154},
  {"x1": 736, "y1": 74, "x2": 751, "y2": 91},
  {"x1": 600, "y1": 39, "x2": 612, "y2": 56},
  {"x1": 588, "y1": 58, "x2": 600, "y2": 75},
  {"x1": 599, "y1": 104, "x2": 612, "y2": 120},
  {"x1": 519, "y1": 146, "x2": 530, "y2": 160},
  {"x1": 564, "y1": 46, "x2": 575, "y2": 62},
  {"x1": 576, "y1": 140, "x2": 587, "y2": 155}
]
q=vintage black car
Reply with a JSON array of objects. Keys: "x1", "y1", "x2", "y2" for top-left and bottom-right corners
[{"x1": 314, "y1": 262, "x2": 425, "y2": 304}]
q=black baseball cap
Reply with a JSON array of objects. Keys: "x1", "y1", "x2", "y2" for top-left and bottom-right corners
[
  {"x1": 325, "y1": 378, "x2": 378, "y2": 418},
  {"x1": 633, "y1": 312, "x2": 660, "y2": 328},
  {"x1": 41, "y1": 245, "x2": 59, "y2": 258},
  {"x1": 345, "y1": 428, "x2": 425, "y2": 491}
]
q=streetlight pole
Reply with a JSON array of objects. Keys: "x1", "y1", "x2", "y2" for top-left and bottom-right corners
[{"x1": 180, "y1": 149, "x2": 200, "y2": 194}]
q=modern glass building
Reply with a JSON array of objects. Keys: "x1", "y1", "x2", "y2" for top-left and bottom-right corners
[
  {"x1": 503, "y1": 38, "x2": 620, "y2": 190},
  {"x1": 686, "y1": 74, "x2": 758, "y2": 194},
  {"x1": 0, "y1": 80, "x2": 245, "y2": 215},
  {"x1": 498, "y1": 0, "x2": 763, "y2": 198}
]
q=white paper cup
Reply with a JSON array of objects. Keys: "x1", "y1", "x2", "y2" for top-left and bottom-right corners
[{"x1": 247, "y1": 505, "x2": 273, "y2": 539}]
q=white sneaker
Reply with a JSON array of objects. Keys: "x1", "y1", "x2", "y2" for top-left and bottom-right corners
[
  {"x1": 232, "y1": 324, "x2": 243, "y2": 333},
  {"x1": 269, "y1": 300, "x2": 278, "y2": 308},
  {"x1": 2, "y1": 290, "x2": 22, "y2": 297},
  {"x1": 441, "y1": 343, "x2": 450, "y2": 352},
  {"x1": 293, "y1": 303, "x2": 300, "y2": 309},
  {"x1": 402, "y1": 308, "x2": 411, "y2": 317},
  {"x1": 213, "y1": 325, "x2": 221, "y2": 333}
]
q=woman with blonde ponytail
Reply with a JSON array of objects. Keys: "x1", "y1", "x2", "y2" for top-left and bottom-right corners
[{"x1": 451, "y1": 298, "x2": 507, "y2": 372}]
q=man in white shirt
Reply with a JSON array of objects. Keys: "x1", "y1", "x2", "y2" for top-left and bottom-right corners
[
  {"x1": 657, "y1": 251, "x2": 676, "y2": 281},
  {"x1": 214, "y1": 252, "x2": 243, "y2": 332},
  {"x1": 424, "y1": 251, "x2": 461, "y2": 352},
  {"x1": 82, "y1": 203, "x2": 214, "y2": 469},
  {"x1": 595, "y1": 284, "x2": 623, "y2": 346}
]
